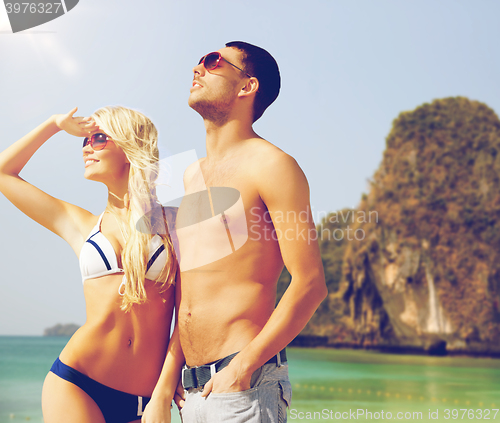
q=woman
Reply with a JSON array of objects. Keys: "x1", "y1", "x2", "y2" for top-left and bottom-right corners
[{"x1": 0, "y1": 107, "x2": 180, "y2": 423}]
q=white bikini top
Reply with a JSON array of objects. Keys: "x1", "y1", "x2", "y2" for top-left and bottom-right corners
[{"x1": 79, "y1": 213, "x2": 167, "y2": 287}]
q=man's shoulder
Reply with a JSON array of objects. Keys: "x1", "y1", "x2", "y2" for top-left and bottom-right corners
[
  {"x1": 248, "y1": 138, "x2": 298, "y2": 170},
  {"x1": 185, "y1": 157, "x2": 205, "y2": 172},
  {"x1": 252, "y1": 139, "x2": 300, "y2": 177},
  {"x1": 248, "y1": 139, "x2": 308, "y2": 196},
  {"x1": 183, "y1": 157, "x2": 205, "y2": 182}
]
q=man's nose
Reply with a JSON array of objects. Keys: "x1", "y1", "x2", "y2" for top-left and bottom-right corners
[{"x1": 192, "y1": 62, "x2": 204, "y2": 75}]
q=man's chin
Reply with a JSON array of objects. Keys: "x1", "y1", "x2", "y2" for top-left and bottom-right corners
[
  {"x1": 188, "y1": 97, "x2": 209, "y2": 116},
  {"x1": 187, "y1": 95, "x2": 196, "y2": 109},
  {"x1": 188, "y1": 97, "x2": 231, "y2": 124}
]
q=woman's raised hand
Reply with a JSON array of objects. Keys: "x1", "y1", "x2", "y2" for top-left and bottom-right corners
[
  {"x1": 53, "y1": 107, "x2": 100, "y2": 137},
  {"x1": 0, "y1": 107, "x2": 100, "y2": 246}
]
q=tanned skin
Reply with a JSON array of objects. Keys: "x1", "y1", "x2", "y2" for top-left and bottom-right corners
[
  {"x1": 0, "y1": 111, "x2": 175, "y2": 423},
  {"x1": 142, "y1": 46, "x2": 327, "y2": 422}
]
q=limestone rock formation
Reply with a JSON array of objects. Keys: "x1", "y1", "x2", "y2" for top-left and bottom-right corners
[
  {"x1": 338, "y1": 97, "x2": 500, "y2": 354},
  {"x1": 280, "y1": 98, "x2": 500, "y2": 355},
  {"x1": 43, "y1": 323, "x2": 80, "y2": 337}
]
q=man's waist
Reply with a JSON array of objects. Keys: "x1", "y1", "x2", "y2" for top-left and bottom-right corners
[
  {"x1": 180, "y1": 322, "x2": 266, "y2": 366},
  {"x1": 182, "y1": 349, "x2": 287, "y2": 390}
]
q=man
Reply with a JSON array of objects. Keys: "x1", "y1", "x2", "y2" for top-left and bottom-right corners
[{"x1": 143, "y1": 41, "x2": 326, "y2": 423}]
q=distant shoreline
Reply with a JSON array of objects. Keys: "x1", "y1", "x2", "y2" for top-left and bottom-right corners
[
  {"x1": 0, "y1": 335, "x2": 72, "y2": 338},
  {"x1": 43, "y1": 323, "x2": 79, "y2": 337},
  {"x1": 289, "y1": 335, "x2": 500, "y2": 359}
]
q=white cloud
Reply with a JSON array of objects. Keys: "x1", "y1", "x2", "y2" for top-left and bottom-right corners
[
  {"x1": 30, "y1": 34, "x2": 81, "y2": 77},
  {"x1": 61, "y1": 57, "x2": 78, "y2": 76}
]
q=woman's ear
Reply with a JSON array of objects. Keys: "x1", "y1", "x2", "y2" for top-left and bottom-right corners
[{"x1": 238, "y1": 77, "x2": 259, "y2": 98}]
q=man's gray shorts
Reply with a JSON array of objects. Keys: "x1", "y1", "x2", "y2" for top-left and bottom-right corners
[{"x1": 180, "y1": 362, "x2": 292, "y2": 423}]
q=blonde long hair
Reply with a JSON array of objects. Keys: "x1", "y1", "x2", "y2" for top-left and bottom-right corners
[{"x1": 92, "y1": 106, "x2": 177, "y2": 311}]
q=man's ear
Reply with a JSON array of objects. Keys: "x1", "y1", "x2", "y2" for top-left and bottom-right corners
[{"x1": 238, "y1": 77, "x2": 259, "y2": 98}]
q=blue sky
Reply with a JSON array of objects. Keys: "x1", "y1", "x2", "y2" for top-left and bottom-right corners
[{"x1": 1, "y1": 0, "x2": 499, "y2": 334}]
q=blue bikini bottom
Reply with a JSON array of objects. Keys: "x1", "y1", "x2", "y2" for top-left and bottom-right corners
[{"x1": 50, "y1": 357, "x2": 151, "y2": 423}]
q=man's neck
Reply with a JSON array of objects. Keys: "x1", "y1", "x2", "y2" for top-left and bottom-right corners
[{"x1": 204, "y1": 117, "x2": 257, "y2": 161}]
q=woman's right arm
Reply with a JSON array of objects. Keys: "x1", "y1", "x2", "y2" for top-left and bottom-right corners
[
  {"x1": 0, "y1": 108, "x2": 97, "y2": 248},
  {"x1": 142, "y1": 270, "x2": 186, "y2": 423},
  {"x1": 141, "y1": 323, "x2": 185, "y2": 423}
]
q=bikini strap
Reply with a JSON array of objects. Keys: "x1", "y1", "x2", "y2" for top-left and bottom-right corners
[
  {"x1": 97, "y1": 211, "x2": 105, "y2": 230},
  {"x1": 85, "y1": 212, "x2": 106, "y2": 241},
  {"x1": 118, "y1": 275, "x2": 126, "y2": 296}
]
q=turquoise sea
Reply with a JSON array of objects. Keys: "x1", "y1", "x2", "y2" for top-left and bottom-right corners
[{"x1": 1, "y1": 337, "x2": 499, "y2": 423}]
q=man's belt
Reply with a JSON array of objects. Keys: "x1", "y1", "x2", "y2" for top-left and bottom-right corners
[{"x1": 182, "y1": 349, "x2": 287, "y2": 390}]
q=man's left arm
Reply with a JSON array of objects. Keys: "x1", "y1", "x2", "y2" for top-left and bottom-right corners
[{"x1": 202, "y1": 152, "x2": 327, "y2": 395}]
